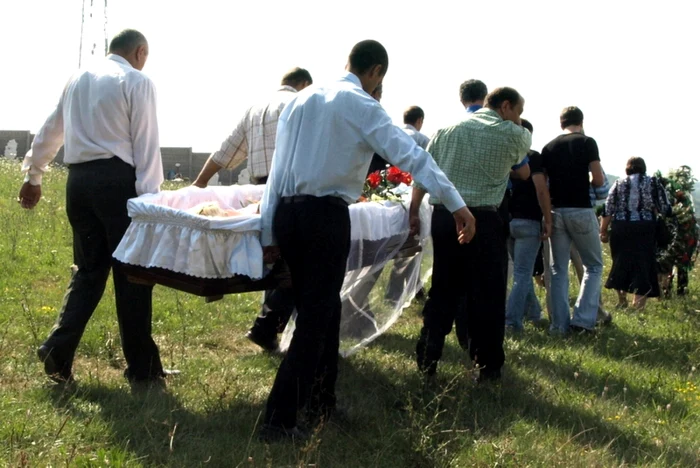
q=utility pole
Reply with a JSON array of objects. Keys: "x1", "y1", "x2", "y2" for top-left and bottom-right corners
[{"x1": 78, "y1": 0, "x2": 108, "y2": 69}]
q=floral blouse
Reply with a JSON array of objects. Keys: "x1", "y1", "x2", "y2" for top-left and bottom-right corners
[{"x1": 605, "y1": 174, "x2": 672, "y2": 222}]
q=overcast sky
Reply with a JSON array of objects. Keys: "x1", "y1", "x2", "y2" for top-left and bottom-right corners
[{"x1": 1, "y1": 0, "x2": 697, "y2": 177}]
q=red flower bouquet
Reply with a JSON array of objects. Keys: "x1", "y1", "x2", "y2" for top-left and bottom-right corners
[{"x1": 361, "y1": 165, "x2": 413, "y2": 202}]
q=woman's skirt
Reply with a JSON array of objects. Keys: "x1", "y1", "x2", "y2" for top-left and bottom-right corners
[{"x1": 605, "y1": 220, "x2": 660, "y2": 297}]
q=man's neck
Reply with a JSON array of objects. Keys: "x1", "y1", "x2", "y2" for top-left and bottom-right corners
[
  {"x1": 463, "y1": 101, "x2": 483, "y2": 113},
  {"x1": 347, "y1": 67, "x2": 378, "y2": 93},
  {"x1": 563, "y1": 125, "x2": 584, "y2": 134}
]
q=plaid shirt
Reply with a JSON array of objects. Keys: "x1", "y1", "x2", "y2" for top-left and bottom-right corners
[
  {"x1": 420, "y1": 108, "x2": 531, "y2": 207},
  {"x1": 211, "y1": 85, "x2": 298, "y2": 180}
]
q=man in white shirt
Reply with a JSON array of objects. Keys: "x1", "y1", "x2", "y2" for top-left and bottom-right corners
[
  {"x1": 402, "y1": 106, "x2": 430, "y2": 149},
  {"x1": 258, "y1": 39, "x2": 474, "y2": 442},
  {"x1": 18, "y1": 29, "x2": 167, "y2": 386},
  {"x1": 192, "y1": 67, "x2": 313, "y2": 187}
]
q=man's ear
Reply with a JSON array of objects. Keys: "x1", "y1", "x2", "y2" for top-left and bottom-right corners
[
  {"x1": 371, "y1": 64, "x2": 384, "y2": 78},
  {"x1": 501, "y1": 100, "x2": 513, "y2": 116}
]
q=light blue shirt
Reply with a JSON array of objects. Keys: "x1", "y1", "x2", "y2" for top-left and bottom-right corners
[
  {"x1": 402, "y1": 124, "x2": 430, "y2": 149},
  {"x1": 260, "y1": 72, "x2": 465, "y2": 246}
]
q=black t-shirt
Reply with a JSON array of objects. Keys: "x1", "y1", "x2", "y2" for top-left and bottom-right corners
[
  {"x1": 367, "y1": 153, "x2": 390, "y2": 175},
  {"x1": 509, "y1": 150, "x2": 543, "y2": 221},
  {"x1": 541, "y1": 133, "x2": 599, "y2": 208}
]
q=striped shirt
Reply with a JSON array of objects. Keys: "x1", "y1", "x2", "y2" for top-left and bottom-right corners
[{"x1": 211, "y1": 85, "x2": 297, "y2": 181}]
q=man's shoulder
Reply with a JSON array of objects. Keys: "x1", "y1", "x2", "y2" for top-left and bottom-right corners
[
  {"x1": 76, "y1": 59, "x2": 152, "y2": 92},
  {"x1": 118, "y1": 65, "x2": 154, "y2": 90},
  {"x1": 545, "y1": 133, "x2": 596, "y2": 151},
  {"x1": 543, "y1": 134, "x2": 567, "y2": 150},
  {"x1": 254, "y1": 88, "x2": 298, "y2": 114}
]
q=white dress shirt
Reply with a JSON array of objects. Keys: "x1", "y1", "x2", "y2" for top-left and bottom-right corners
[
  {"x1": 260, "y1": 72, "x2": 466, "y2": 246},
  {"x1": 402, "y1": 124, "x2": 430, "y2": 150},
  {"x1": 211, "y1": 86, "x2": 298, "y2": 181},
  {"x1": 22, "y1": 54, "x2": 163, "y2": 195}
]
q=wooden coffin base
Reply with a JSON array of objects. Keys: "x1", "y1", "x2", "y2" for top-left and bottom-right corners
[{"x1": 121, "y1": 237, "x2": 422, "y2": 302}]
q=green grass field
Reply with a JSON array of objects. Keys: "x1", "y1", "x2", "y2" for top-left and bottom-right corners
[{"x1": 0, "y1": 159, "x2": 698, "y2": 467}]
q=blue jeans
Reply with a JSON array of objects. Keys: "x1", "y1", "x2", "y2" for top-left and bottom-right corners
[
  {"x1": 549, "y1": 208, "x2": 603, "y2": 333},
  {"x1": 506, "y1": 219, "x2": 542, "y2": 330}
]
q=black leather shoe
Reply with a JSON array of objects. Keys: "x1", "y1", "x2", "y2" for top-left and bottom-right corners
[
  {"x1": 416, "y1": 332, "x2": 439, "y2": 376},
  {"x1": 306, "y1": 404, "x2": 350, "y2": 427},
  {"x1": 245, "y1": 329, "x2": 279, "y2": 352},
  {"x1": 597, "y1": 309, "x2": 613, "y2": 326},
  {"x1": 570, "y1": 325, "x2": 596, "y2": 335},
  {"x1": 477, "y1": 368, "x2": 502, "y2": 383},
  {"x1": 258, "y1": 424, "x2": 309, "y2": 443},
  {"x1": 37, "y1": 345, "x2": 73, "y2": 384},
  {"x1": 125, "y1": 368, "x2": 179, "y2": 394}
]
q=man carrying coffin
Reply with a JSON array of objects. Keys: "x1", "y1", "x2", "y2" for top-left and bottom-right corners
[
  {"x1": 192, "y1": 68, "x2": 312, "y2": 352},
  {"x1": 18, "y1": 29, "x2": 168, "y2": 386},
  {"x1": 258, "y1": 39, "x2": 474, "y2": 441}
]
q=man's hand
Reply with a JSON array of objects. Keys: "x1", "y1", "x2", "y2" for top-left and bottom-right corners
[
  {"x1": 409, "y1": 211, "x2": 421, "y2": 237},
  {"x1": 599, "y1": 229, "x2": 609, "y2": 244},
  {"x1": 191, "y1": 179, "x2": 207, "y2": 189},
  {"x1": 263, "y1": 246, "x2": 281, "y2": 264},
  {"x1": 541, "y1": 221, "x2": 552, "y2": 240},
  {"x1": 18, "y1": 182, "x2": 42, "y2": 209},
  {"x1": 452, "y1": 206, "x2": 476, "y2": 244}
]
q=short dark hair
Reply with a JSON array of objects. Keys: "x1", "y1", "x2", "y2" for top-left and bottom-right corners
[
  {"x1": 521, "y1": 118, "x2": 533, "y2": 133},
  {"x1": 484, "y1": 87, "x2": 522, "y2": 110},
  {"x1": 626, "y1": 157, "x2": 647, "y2": 176},
  {"x1": 281, "y1": 67, "x2": 312, "y2": 87},
  {"x1": 108, "y1": 29, "x2": 147, "y2": 54},
  {"x1": 348, "y1": 40, "x2": 389, "y2": 76},
  {"x1": 560, "y1": 106, "x2": 584, "y2": 128},
  {"x1": 459, "y1": 79, "x2": 487, "y2": 103},
  {"x1": 403, "y1": 106, "x2": 424, "y2": 125}
]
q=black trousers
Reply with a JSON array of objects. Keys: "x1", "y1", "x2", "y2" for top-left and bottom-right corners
[
  {"x1": 454, "y1": 192, "x2": 511, "y2": 349},
  {"x1": 250, "y1": 285, "x2": 295, "y2": 339},
  {"x1": 264, "y1": 196, "x2": 350, "y2": 428},
  {"x1": 42, "y1": 158, "x2": 163, "y2": 381},
  {"x1": 417, "y1": 207, "x2": 507, "y2": 377}
]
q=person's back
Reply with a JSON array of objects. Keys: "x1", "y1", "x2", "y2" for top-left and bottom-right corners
[
  {"x1": 240, "y1": 86, "x2": 300, "y2": 178},
  {"x1": 63, "y1": 58, "x2": 148, "y2": 162},
  {"x1": 402, "y1": 105, "x2": 429, "y2": 150},
  {"x1": 541, "y1": 133, "x2": 598, "y2": 209},
  {"x1": 509, "y1": 149, "x2": 543, "y2": 221},
  {"x1": 428, "y1": 107, "x2": 529, "y2": 207},
  {"x1": 193, "y1": 67, "x2": 312, "y2": 187},
  {"x1": 271, "y1": 74, "x2": 390, "y2": 200}
]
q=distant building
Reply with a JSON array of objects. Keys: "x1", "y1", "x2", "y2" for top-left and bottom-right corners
[
  {"x1": 0, "y1": 129, "x2": 245, "y2": 185},
  {"x1": 0, "y1": 130, "x2": 33, "y2": 161}
]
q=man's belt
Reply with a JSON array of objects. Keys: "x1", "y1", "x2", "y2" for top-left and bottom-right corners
[{"x1": 281, "y1": 195, "x2": 348, "y2": 207}]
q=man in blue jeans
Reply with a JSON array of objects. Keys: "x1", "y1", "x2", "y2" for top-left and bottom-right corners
[
  {"x1": 540, "y1": 107, "x2": 605, "y2": 334},
  {"x1": 506, "y1": 119, "x2": 552, "y2": 331}
]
